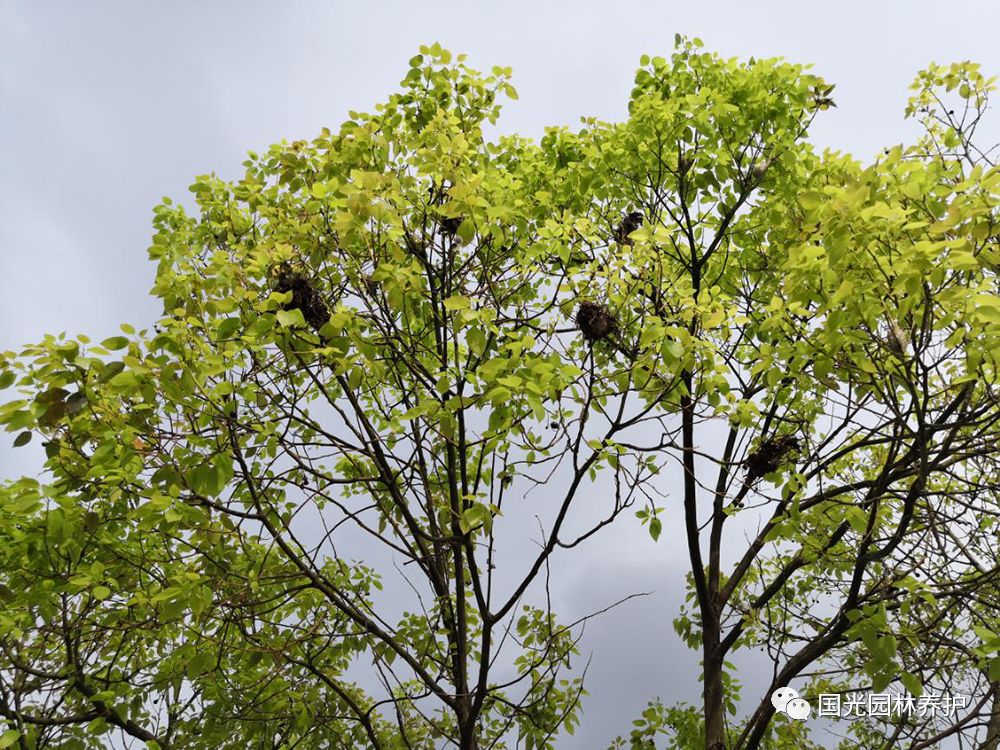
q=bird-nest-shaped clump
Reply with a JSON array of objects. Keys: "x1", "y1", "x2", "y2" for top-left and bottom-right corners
[
  {"x1": 745, "y1": 434, "x2": 800, "y2": 483},
  {"x1": 575, "y1": 301, "x2": 618, "y2": 343},
  {"x1": 439, "y1": 215, "x2": 463, "y2": 236},
  {"x1": 613, "y1": 211, "x2": 643, "y2": 246},
  {"x1": 275, "y1": 270, "x2": 330, "y2": 331}
]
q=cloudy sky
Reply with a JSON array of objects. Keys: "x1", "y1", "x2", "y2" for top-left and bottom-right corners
[{"x1": 3, "y1": 1, "x2": 1000, "y2": 746}]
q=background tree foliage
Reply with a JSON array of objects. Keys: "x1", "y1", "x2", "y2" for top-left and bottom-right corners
[{"x1": 0, "y1": 38, "x2": 998, "y2": 750}]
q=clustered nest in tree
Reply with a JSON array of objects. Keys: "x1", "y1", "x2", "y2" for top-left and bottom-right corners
[
  {"x1": 575, "y1": 301, "x2": 618, "y2": 343},
  {"x1": 613, "y1": 211, "x2": 643, "y2": 246},
  {"x1": 439, "y1": 215, "x2": 463, "y2": 236},
  {"x1": 275, "y1": 270, "x2": 330, "y2": 331},
  {"x1": 362, "y1": 274, "x2": 380, "y2": 296},
  {"x1": 744, "y1": 434, "x2": 800, "y2": 483}
]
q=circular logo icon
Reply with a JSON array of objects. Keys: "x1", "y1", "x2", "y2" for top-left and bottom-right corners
[
  {"x1": 771, "y1": 687, "x2": 799, "y2": 713},
  {"x1": 785, "y1": 697, "x2": 811, "y2": 720}
]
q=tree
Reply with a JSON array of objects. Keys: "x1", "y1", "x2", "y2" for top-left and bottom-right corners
[
  {"x1": 1, "y1": 39, "x2": 998, "y2": 750},
  {"x1": 600, "y1": 50, "x2": 1000, "y2": 750}
]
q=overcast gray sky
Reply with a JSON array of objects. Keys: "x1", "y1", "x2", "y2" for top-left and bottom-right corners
[{"x1": 3, "y1": 1, "x2": 1000, "y2": 747}]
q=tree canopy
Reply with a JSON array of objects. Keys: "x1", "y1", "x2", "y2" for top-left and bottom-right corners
[{"x1": 1, "y1": 38, "x2": 999, "y2": 750}]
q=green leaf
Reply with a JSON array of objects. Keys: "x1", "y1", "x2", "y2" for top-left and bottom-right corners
[
  {"x1": 215, "y1": 317, "x2": 242, "y2": 340},
  {"x1": 649, "y1": 517, "x2": 662, "y2": 542},
  {"x1": 974, "y1": 294, "x2": 1000, "y2": 324},
  {"x1": 84, "y1": 511, "x2": 100, "y2": 532},
  {"x1": 702, "y1": 308, "x2": 725, "y2": 329},
  {"x1": 13, "y1": 431, "x2": 31, "y2": 447},
  {"x1": 188, "y1": 464, "x2": 219, "y2": 497},
  {"x1": 99, "y1": 361, "x2": 125, "y2": 382},
  {"x1": 900, "y1": 671, "x2": 923, "y2": 697},
  {"x1": 0, "y1": 730, "x2": 21, "y2": 748},
  {"x1": 212, "y1": 454, "x2": 234, "y2": 489},
  {"x1": 277, "y1": 308, "x2": 307, "y2": 328},
  {"x1": 798, "y1": 191, "x2": 824, "y2": 210},
  {"x1": 443, "y1": 296, "x2": 471, "y2": 311},
  {"x1": 460, "y1": 503, "x2": 494, "y2": 535},
  {"x1": 0, "y1": 371, "x2": 15, "y2": 389},
  {"x1": 187, "y1": 651, "x2": 215, "y2": 677},
  {"x1": 457, "y1": 219, "x2": 476, "y2": 244},
  {"x1": 110, "y1": 370, "x2": 140, "y2": 388},
  {"x1": 845, "y1": 507, "x2": 868, "y2": 535},
  {"x1": 101, "y1": 336, "x2": 129, "y2": 350}
]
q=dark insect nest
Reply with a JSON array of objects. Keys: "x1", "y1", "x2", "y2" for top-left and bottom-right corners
[
  {"x1": 575, "y1": 301, "x2": 618, "y2": 343},
  {"x1": 613, "y1": 211, "x2": 644, "y2": 246},
  {"x1": 745, "y1": 435, "x2": 801, "y2": 483},
  {"x1": 275, "y1": 270, "x2": 330, "y2": 331},
  {"x1": 439, "y1": 216, "x2": 463, "y2": 236}
]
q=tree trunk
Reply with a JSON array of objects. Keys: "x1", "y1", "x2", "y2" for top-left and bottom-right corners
[
  {"x1": 704, "y1": 637, "x2": 726, "y2": 750},
  {"x1": 460, "y1": 727, "x2": 480, "y2": 750},
  {"x1": 982, "y1": 681, "x2": 1000, "y2": 750}
]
